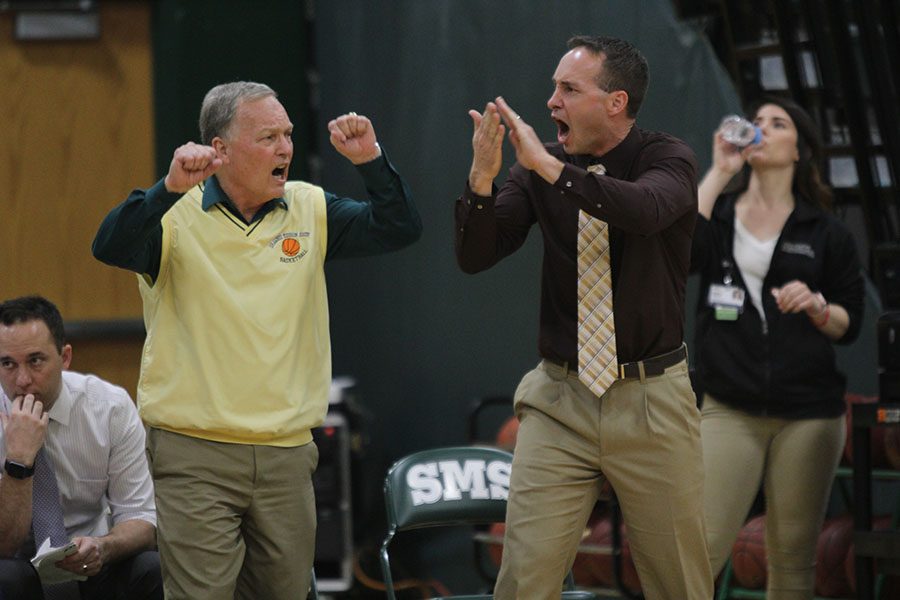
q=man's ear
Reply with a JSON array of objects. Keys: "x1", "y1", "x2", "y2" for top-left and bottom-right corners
[
  {"x1": 608, "y1": 90, "x2": 629, "y2": 116},
  {"x1": 61, "y1": 344, "x2": 72, "y2": 371},
  {"x1": 212, "y1": 137, "x2": 229, "y2": 164}
]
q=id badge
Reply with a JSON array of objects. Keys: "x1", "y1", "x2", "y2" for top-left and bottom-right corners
[{"x1": 708, "y1": 283, "x2": 744, "y2": 321}]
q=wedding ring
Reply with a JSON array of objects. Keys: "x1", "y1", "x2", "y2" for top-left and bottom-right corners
[
  {"x1": 348, "y1": 111, "x2": 357, "y2": 116},
  {"x1": 515, "y1": 115, "x2": 521, "y2": 120},
  {"x1": 82, "y1": 564, "x2": 88, "y2": 571}
]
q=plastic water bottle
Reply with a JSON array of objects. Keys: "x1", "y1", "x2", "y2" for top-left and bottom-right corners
[{"x1": 719, "y1": 115, "x2": 761, "y2": 147}]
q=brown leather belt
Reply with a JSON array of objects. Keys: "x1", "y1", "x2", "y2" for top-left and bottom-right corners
[
  {"x1": 617, "y1": 344, "x2": 687, "y2": 379},
  {"x1": 546, "y1": 344, "x2": 687, "y2": 380}
]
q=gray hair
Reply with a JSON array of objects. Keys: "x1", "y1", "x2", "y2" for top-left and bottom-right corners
[{"x1": 198, "y1": 81, "x2": 277, "y2": 145}]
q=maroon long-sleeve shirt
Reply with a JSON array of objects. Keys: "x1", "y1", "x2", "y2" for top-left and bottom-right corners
[{"x1": 455, "y1": 125, "x2": 698, "y2": 366}]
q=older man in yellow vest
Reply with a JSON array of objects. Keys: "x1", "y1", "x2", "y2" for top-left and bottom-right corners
[{"x1": 93, "y1": 81, "x2": 421, "y2": 600}]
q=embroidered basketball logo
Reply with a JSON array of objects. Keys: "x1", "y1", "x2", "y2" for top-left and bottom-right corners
[
  {"x1": 282, "y1": 238, "x2": 302, "y2": 257},
  {"x1": 269, "y1": 232, "x2": 310, "y2": 263}
]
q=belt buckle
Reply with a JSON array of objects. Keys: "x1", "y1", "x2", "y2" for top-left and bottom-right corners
[{"x1": 618, "y1": 363, "x2": 627, "y2": 379}]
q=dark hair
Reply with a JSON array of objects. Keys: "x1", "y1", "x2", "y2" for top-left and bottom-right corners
[
  {"x1": 0, "y1": 295, "x2": 66, "y2": 353},
  {"x1": 567, "y1": 35, "x2": 649, "y2": 118},
  {"x1": 199, "y1": 81, "x2": 277, "y2": 145},
  {"x1": 734, "y1": 95, "x2": 832, "y2": 211}
]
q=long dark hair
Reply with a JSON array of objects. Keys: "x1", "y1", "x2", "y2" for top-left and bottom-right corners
[{"x1": 731, "y1": 95, "x2": 833, "y2": 211}]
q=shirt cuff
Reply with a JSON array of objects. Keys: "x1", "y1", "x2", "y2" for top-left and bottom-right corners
[
  {"x1": 554, "y1": 163, "x2": 608, "y2": 214},
  {"x1": 111, "y1": 511, "x2": 157, "y2": 528},
  {"x1": 553, "y1": 162, "x2": 587, "y2": 191},
  {"x1": 460, "y1": 180, "x2": 495, "y2": 213},
  {"x1": 146, "y1": 177, "x2": 185, "y2": 207},
  {"x1": 355, "y1": 146, "x2": 400, "y2": 188}
]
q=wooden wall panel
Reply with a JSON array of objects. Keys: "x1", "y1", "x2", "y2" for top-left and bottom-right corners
[
  {"x1": 71, "y1": 338, "x2": 143, "y2": 400},
  {"x1": 0, "y1": 2, "x2": 152, "y2": 393},
  {"x1": 0, "y1": 1, "x2": 152, "y2": 320}
]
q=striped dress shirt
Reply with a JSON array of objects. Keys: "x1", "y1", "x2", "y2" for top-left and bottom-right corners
[{"x1": 0, "y1": 371, "x2": 155, "y2": 548}]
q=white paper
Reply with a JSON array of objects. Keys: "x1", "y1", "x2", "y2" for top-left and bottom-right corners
[{"x1": 30, "y1": 538, "x2": 87, "y2": 584}]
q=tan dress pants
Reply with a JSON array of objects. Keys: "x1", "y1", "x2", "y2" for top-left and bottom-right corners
[
  {"x1": 701, "y1": 395, "x2": 845, "y2": 599},
  {"x1": 145, "y1": 427, "x2": 318, "y2": 600},
  {"x1": 494, "y1": 358, "x2": 713, "y2": 600}
]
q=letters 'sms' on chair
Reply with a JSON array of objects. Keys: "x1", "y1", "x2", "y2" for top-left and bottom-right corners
[{"x1": 379, "y1": 446, "x2": 597, "y2": 599}]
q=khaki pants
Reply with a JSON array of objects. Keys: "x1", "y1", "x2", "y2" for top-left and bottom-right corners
[
  {"x1": 145, "y1": 427, "x2": 318, "y2": 600},
  {"x1": 495, "y1": 359, "x2": 712, "y2": 600},
  {"x1": 702, "y1": 395, "x2": 845, "y2": 599}
]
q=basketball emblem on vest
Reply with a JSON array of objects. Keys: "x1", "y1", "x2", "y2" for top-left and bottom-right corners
[
  {"x1": 282, "y1": 238, "x2": 301, "y2": 257},
  {"x1": 269, "y1": 232, "x2": 310, "y2": 263}
]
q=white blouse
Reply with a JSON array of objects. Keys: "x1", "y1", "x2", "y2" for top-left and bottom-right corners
[{"x1": 733, "y1": 215, "x2": 778, "y2": 321}]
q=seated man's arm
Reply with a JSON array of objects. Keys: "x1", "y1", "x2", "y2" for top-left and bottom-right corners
[
  {"x1": 0, "y1": 477, "x2": 35, "y2": 558},
  {"x1": 55, "y1": 388, "x2": 156, "y2": 577},
  {"x1": 100, "y1": 519, "x2": 156, "y2": 561},
  {"x1": 56, "y1": 519, "x2": 155, "y2": 576},
  {"x1": 0, "y1": 396, "x2": 48, "y2": 558}
]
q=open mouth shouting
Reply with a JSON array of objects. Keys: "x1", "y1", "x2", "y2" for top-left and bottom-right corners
[
  {"x1": 272, "y1": 164, "x2": 289, "y2": 183},
  {"x1": 553, "y1": 116, "x2": 570, "y2": 146}
]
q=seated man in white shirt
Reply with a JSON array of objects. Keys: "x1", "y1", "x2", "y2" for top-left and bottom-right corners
[{"x1": 0, "y1": 295, "x2": 161, "y2": 600}]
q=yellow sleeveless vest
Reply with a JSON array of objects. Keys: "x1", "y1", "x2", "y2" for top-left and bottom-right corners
[{"x1": 137, "y1": 181, "x2": 329, "y2": 446}]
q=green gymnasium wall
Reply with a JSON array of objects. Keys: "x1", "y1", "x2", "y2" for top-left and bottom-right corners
[{"x1": 152, "y1": 0, "x2": 311, "y2": 181}]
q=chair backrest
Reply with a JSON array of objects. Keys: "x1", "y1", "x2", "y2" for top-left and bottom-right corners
[
  {"x1": 308, "y1": 567, "x2": 318, "y2": 599},
  {"x1": 383, "y1": 445, "x2": 513, "y2": 533},
  {"x1": 380, "y1": 446, "x2": 600, "y2": 599}
]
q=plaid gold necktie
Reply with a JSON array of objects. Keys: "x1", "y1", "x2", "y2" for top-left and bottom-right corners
[{"x1": 577, "y1": 166, "x2": 617, "y2": 396}]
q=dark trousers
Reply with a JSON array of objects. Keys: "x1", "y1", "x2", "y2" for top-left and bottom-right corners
[{"x1": 0, "y1": 550, "x2": 162, "y2": 600}]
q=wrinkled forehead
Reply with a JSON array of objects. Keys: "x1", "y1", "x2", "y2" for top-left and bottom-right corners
[{"x1": 232, "y1": 96, "x2": 292, "y2": 132}]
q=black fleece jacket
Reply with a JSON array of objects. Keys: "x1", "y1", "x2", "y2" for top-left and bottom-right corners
[{"x1": 690, "y1": 193, "x2": 864, "y2": 419}]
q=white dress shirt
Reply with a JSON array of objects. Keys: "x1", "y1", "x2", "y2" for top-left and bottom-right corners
[{"x1": 0, "y1": 371, "x2": 156, "y2": 543}]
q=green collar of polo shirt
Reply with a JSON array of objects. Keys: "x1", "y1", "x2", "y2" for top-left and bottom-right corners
[{"x1": 201, "y1": 174, "x2": 288, "y2": 224}]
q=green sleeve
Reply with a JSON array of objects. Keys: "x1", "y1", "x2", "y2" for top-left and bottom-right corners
[
  {"x1": 92, "y1": 178, "x2": 182, "y2": 283},
  {"x1": 325, "y1": 148, "x2": 422, "y2": 261}
]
